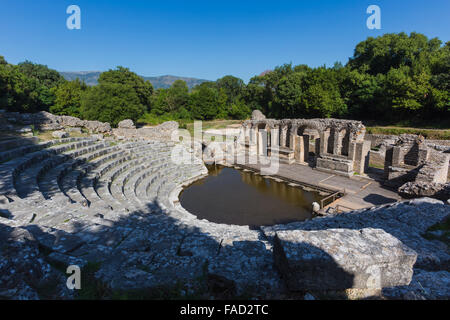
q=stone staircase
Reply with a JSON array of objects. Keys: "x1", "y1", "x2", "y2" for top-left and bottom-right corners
[{"x1": 0, "y1": 136, "x2": 207, "y2": 216}]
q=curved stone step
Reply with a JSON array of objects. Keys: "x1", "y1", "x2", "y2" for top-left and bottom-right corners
[
  {"x1": 123, "y1": 162, "x2": 172, "y2": 205},
  {"x1": 109, "y1": 151, "x2": 172, "y2": 205},
  {"x1": 95, "y1": 144, "x2": 162, "y2": 209},
  {"x1": 78, "y1": 142, "x2": 162, "y2": 209},
  {"x1": 59, "y1": 142, "x2": 140, "y2": 206},
  {"x1": 14, "y1": 140, "x2": 103, "y2": 200},
  {"x1": 0, "y1": 137, "x2": 90, "y2": 164},
  {"x1": 0, "y1": 138, "x2": 94, "y2": 199},
  {"x1": 0, "y1": 137, "x2": 39, "y2": 153},
  {"x1": 112, "y1": 158, "x2": 165, "y2": 207},
  {"x1": 39, "y1": 143, "x2": 121, "y2": 201}
]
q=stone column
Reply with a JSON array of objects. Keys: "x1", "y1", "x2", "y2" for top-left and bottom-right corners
[
  {"x1": 391, "y1": 146, "x2": 403, "y2": 166},
  {"x1": 271, "y1": 128, "x2": 280, "y2": 148},
  {"x1": 332, "y1": 129, "x2": 342, "y2": 155},
  {"x1": 294, "y1": 135, "x2": 310, "y2": 164},
  {"x1": 315, "y1": 138, "x2": 320, "y2": 157},
  {"x1": 303, "y1": 135, "x2": 310, "y2": 162},
  {"x1": 319, "y1": 130, "x2": 329, "y2": 157},
  {"x1": 289, "y1": 133, "x2": 296, "y2": 152},
  {"x1": 280, "y1": 126, "x2": 288, "y2": 148},
  {"x1": 353, "y1": 140, "x2": 371, "y2": 174},
  {"x1": 250, "y1": 126, "x2": 258, "y2": 144},
  {"x1": 257, "y1": 130, "x2": 265, "y2": 156},
  {"x1": 293, "y1": 135, "x2": 302, "y2": 163}
]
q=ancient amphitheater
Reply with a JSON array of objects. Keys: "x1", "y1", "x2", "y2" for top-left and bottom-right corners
[{"x1": 0, "y1": 109, "x2": 449, "y2": 300}]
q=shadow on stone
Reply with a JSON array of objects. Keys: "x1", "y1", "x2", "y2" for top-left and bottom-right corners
[{"x1": 363, "y1": 193, "x2": 398, "y2": 205}]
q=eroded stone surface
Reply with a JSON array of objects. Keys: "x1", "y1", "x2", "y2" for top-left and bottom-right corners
[
  {"x1": 272, "y1": 228, "x2": 417, "y2": 291},
  {"x1": 118, "y1": 119, "x2": 136, "y2": 129},
  {"x1": 0, "y1": 224, "x2": 71, "y2": 299}
]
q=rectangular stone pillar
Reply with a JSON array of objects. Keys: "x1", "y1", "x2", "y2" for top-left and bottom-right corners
[
  {"x1": 293, "y1": 135, "x2": 304, "y2": 164},
  {"x1": 250, "y1": 128, "x2": 257, "y2": 144},
  {"x1": 295, "y1": 135, "x2": 310, "y2": 164},
  {"x1": 315, "y1": 139, "x2": 320, "y2": 157},
  {"x1": 348, "y1": 142, "x2": 356, "y2": 161},
  {"x1": 271, "y1": 129, "x2": 279, "y2": 148},
  {"x1": 353, "y1": 140, "x2": 371, "y2": 175},
  {"x1": 303, "y1": 135, "x2": 310, "y2": 162},
  {"x1": 280, "y1": 127, "x2": 287, "y2": 147},
  {"x1": 332, "y1": 129, "x2": 341, "y2": 155},
  {"x1": 391, "y1": 146, "x2": 403, "y2": 166},
  {"x1": 319, "y1": 131, "x2": 329, "y2": 157},
  {"x1": 289, "y1": 134, "x2": 296, "y2": 151},
  {"x1": 257, "y1": 130, "x2": 266, "y2": 156}
]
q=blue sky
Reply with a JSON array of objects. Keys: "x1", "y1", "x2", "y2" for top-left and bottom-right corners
[{"x1": 1, "y1": 0, "x2": 449, "y2": 82}]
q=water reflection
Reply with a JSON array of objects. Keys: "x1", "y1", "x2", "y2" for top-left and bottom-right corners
[{"x1": 179, "y1": 165, "x2": 324, "y2": 226}]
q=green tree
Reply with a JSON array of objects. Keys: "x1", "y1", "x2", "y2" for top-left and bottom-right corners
[
  {"x1": 383, "y1": 66, "x2": 431, "y2": 118},
  {"x1": 80, "y1": 83, "x2": 145, "y2": 126},
  {"x1": 98, "y1": 66, "x2": 153, "y2": 110},
  {"x1": 0, "y1": 62, "x2": 44, "y2": 112},
  {"x1": 228, "y1": 100, "x2": 251, "y2": 119},
  {"x1": 299, "y1": 68, "x2": 346, "y2": 118},
  {"x1": 50, "y1": 79, "x2": 88, "y2": 117},
  {"x1": 167, "y1": 80, "x2": 189, "y2": 112},
  {"x1": 188, "y1": 86, "x2": 222, "y2": 120},
  {"x1": 348, "y1": 32, "x2": 442, "y2": 76},
  {"x1": 216, "y1": 75, "x2": 245, "y2": 105},
  {"x1": 17, "y1": 61, "x2": 65, "y2": 88},
  {"x1": 272, "y1": 72, "x2": 305, "y2": 118}
]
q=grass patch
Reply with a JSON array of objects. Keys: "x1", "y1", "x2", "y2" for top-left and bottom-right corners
[
  {"x1": 422, "y1": 216, "x2": 450, "y2": 247},
  {"x1": 184, "y1": 119, "x2": 243, "y2": 137},
  {"x1": 366, "y1": 126, "x2": 450, "y2": 140},
  {"x1": 137, "y1": 114, "x2": 243, "y2": 139},
  {"x1": 369, "y1": 162, "x2": 385, "y2": 169},
  {"x1": 76, "y1": 261, "x2": 110, "y2": 300}
]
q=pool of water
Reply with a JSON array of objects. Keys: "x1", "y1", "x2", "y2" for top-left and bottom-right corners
[{"x1": 179, "y1": 165, "x2": 325, "y2": 226}]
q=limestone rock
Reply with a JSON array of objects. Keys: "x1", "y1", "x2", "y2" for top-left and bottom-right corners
[
  {"x1": 383, "y1": 269, "x2": 450, "y2": 300},
  {"x1": 0, "y1": 224, "x2": 69, "y2": 300},
  {"x1": 272, "y1": 228, "x2": 417, "y2": 291},
  {"x1": 399, "y1": 181, "x2": 450, "y2": 201},
  {"x1": 52, "y1": 131, "x2": 69, "y2": 139},
  {"x1": 118, "y1": 119, "x2": 136, "y2": 129},
  {"x1": 251, "y1": 110, "x2": 266, "y2": 121},
  {"x1": 112, "y1": 121, "x2": 179, "y2": 141},
  {"x1": 66, "y1": 127, "x2": 82, "y2": 134},
  {"x1": 84, "y1": 120, "x2": 111, "y2": 133},
  {"x1": 158, "y1": 121, "x2": 179, "y2": 130}
]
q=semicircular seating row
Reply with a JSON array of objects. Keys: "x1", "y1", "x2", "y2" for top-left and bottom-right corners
[{"x1": 0, "y1": 135, "x2": 207, "y2": 223}]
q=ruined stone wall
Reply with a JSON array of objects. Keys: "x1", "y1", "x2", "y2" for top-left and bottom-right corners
[
  {"x1": 112, "y1": 121, "x2": 179, "y2": 142},
  {"x1": 241, "y1": 116, "x2": 369, "y2": 176},
  {"x1": 382, "y1": 134, "x2": 450, "y2": 199},
  {"x1": 365, "y1": 133, "x2": 398, "y2": 149},
  {"x1": 0, "y1": 110, "x2": 111, "y2": 133}
]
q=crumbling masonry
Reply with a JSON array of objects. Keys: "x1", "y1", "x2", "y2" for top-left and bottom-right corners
[{"x1": 239, "y1": 118, "x2": 371, "y2": 177}]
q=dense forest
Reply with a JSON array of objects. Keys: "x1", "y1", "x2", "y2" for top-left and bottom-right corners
[{"x1": 0, "y1": 32, "x2": 449, "y2": 127}]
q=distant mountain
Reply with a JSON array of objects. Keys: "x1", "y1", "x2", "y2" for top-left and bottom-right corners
[
  {"x1": 59, "y1": 71, "x2": 210, "y2": 89},
  {"x1": 60, "y1": 71, "x2": 102, "y2": 86}
]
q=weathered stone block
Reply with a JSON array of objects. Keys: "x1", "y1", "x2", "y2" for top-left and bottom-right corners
[
  {"x1": 117, "y1": 119, "x2": 136, "y2": 129},
  {"x1": 273, "y1": 228, "x2": 417, "y2": 291},
  {"x1": 52, "y1": 131, "x2": 69, "y2": 139}
]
